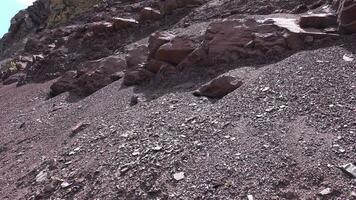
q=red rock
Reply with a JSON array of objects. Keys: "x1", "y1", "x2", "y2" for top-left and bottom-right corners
[
  {"x1": 205, "y1": 19, "x2": 289, "y2": 64},
  {"x1": 76, "y1": 56, "x2": 126, "y2": 95},
  {"x1": 193, "y1": 76, "x2": 243, "y2": 98},
  {"x1": 139, "y1": 7, "x2": 162, "y2": 21},
  {"x1": 148, "y1": 31, "x2": 175, "y2": 58},
  {"x1": 50, "y1": 55, "x2": 126, "y2": 96},
  {"x1": 155, "y1": 37, "x2": 195, "y2": 65}
]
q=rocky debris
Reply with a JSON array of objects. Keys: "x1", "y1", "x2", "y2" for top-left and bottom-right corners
[
  {"x1": 193, "y1": 76, "x2": 243, "y2": 98},
  {"x1": 343, "y1": 54, "x2": 354, "y2": 61},
  {"x1": 340, "y1": 163, "x2": 356, "y2": 178},
  {"x1": 299, "y1": 14, "x2": 337, "y2": 29},
  {"x1": 337, "y1": 0, "x2": 356, "y2": 33},
  {"x1": 247, "y1": 194, "x2": 255, "y2": 200},
  {"x1": 139, "y1": 7, "x2": 162, "y2": 21}
]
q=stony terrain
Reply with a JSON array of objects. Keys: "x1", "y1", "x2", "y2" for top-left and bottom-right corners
[{"x1": 0, "y1": 0, "x2": 355, "y2": 199}]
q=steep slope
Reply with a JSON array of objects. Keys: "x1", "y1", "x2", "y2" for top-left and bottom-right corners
[{"x1": 0, "y1": 0, "x2": 355, "y2": 199}]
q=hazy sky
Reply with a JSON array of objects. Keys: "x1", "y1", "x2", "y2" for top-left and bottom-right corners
[{"x1": 0, "y1": 0, "x2": 36, "y2": 38}]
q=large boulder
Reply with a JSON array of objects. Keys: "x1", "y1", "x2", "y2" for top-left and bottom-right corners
[
  {"x1": 337, "y1": 0, "x2": 356, "y2": 33},
  {"x1": 154, "y1": 37, "x2": 195, "y2": 65},
  {"x1": 148, "y1": 31, "x2": 175, "y2": 58},
  {"x1": 76, "y1": 56, "x2": 126, "y2": 95},
  {"x1": 204, "y1": 18, "x2": 289, "y2": 64},
  {"x1": 50, "y1": 70, "x2": 78, "y2": 96},
  {"x1": 50, "y1": 55, "x2": 126, "y2": 96},
  {"x1": 193, "y1": 76, "x2": 243, "y2": 98}
]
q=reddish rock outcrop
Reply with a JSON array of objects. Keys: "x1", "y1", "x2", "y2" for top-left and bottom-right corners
[
  {"x1": 148, "y1": 31, "x2": 176, "y2": 58},
  {"x1": 50, "y1": 70, "x2": 78, "y2": 96},
  {"x1": 154, "y1": 37, "x2": 195, "y2": 65},
  {"x1": 50, "y1": 55, "x2": 126, "y2": 96}
]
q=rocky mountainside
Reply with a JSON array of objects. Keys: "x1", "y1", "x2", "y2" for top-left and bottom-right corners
[{"x1": 0, "y1": 0, "x2": 355, "y2": 199}]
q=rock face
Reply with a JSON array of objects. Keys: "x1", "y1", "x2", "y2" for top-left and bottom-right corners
[
  {"x1": 154, "y1": 37, "x2": 195, "y2": 65},
  {"x1": 299, "y1": 14, "x2": 337, "y2": 29},
  {"x1": 193, "y1": 76, "x2": 243, "y2": 98},
  {"x1": 204, "y1": 18, "x2": 289, "y2": 64},
  {"x1": 337, "y1": 0, "x2": 356, "y2": 33},
  {"x1": 0, "y1": 0, "x2": 50, "y2": 58}
]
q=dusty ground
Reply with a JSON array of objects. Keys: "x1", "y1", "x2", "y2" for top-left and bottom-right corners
[{"x1": 0, "y1": 34, "x2": 355, "y2": 199}]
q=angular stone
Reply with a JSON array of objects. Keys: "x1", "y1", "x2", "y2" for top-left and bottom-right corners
[
  {"x1": 193, "y1": 76, "x2": 243, "y2": 98},
  {"x1": 50, "y1": 71, "x2": 78, "y2": 96}
]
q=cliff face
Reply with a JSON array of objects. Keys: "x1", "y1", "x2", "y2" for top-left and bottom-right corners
[
  {"x1": 47, "y1": 0, "x2": 101, "y2": 27},
  {"x1": 0, "y1": 0, "x2": 100, "y2": 59}
]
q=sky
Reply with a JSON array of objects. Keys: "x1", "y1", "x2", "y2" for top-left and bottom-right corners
[{"x1": 0, "y1": 0, "x2": 36, "y2": 38}]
